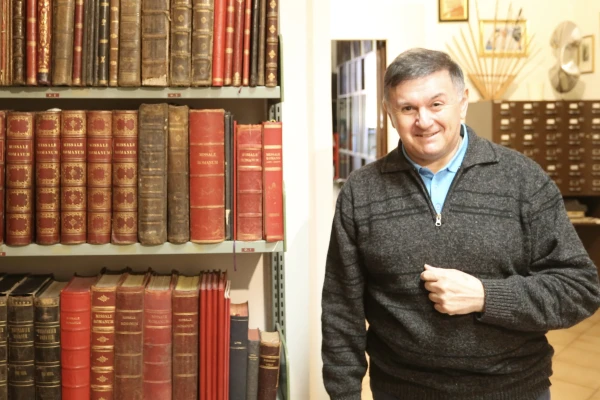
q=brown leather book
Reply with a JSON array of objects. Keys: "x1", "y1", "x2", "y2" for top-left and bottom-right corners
[
  {"x1": 138, "y1": 103, "x2": 168, "y2": 245},
  {"x1": 25, "y1": 0, "x2": 37, "y2": 85},
  {"x1": 108, "y1": 0, "x2": 119, "y2": 86},
  {"x1": 97, "y1": 0, "x2": 109, "y2": 86},
  {"x1": 257, "y1": 330, "x2": 280, "y2": 400},
  {"x1": 35, "y1": 110, "x2": 61, "y2": 245},
  {"x1": 81, "y1": 0, "x2": 90, "y2": 85},
  {"x1": 0, "y1": 0, "x2": 8, "y2": 84},
  {"x1": 52, "y1": 0, "x2": 75, "y2": 85},
  {"x1": 83, "y1": 0, "x2": 95, "y2": 86},
  {"x1": 71, "y1": 0, "x2": 85, "y2": 85},
  {"x1": 190, "y1": 0, "x2": 213, "y2": 86},
  {"x1": 231, "y1": 0, "x2": 243, "y2": 87},
  {"x1": 87, "y1": 111, "x2": 113, "y2": 244},
  {"x1": 0, "y1": 111, "x2": 5, "y2": 244},
  {"x1": 167, "y1": 105, "x2": 189, "y2": 244},
  {"x1": 256, "y1": 0, "x2": 266, "y2": 86},
  {"x1": 248, "y1": 0, "x2": 258, "y2": 87},
  {"x1": 12, "y1": 0, "x2": 25, "y2": 85},
  {"x1": 141, "y1": 0, "x2": 169, "y2": 86},
  {"x1": 92, "y1": 0, "x2": 100, "y2": 85},
  {"x1": 111, "y1": 110, "x2": 138, "y2": 244},
  {"x1": 264, "y1": 0, "x2": 277, "y2": 87},
  {"x1": 118, "y1": 0, "x2": 141, "y2": 86},
  {"x1": 36, "y1": 0, "x2": 52, "y2": 85},
  {"x1": 241, "y1": 0, "x2": 250, "y2": 86},
  {"x1": 169, "y1": 0, "x2": 191, "y2": 86},
  {"x1": 223, "y1": 0, "x2": 234, "y2": 85},
  {"x1": 60, "y1": 110, "x2": 87, "y2": 244}
]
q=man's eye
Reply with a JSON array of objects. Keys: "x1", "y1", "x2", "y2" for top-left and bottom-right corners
[
  {"x1": 432, "y1": 102, "x2": 443, "y2": 108},
  {"x1": 402, "y1": 106, "x2": 414, "y2": 112}
]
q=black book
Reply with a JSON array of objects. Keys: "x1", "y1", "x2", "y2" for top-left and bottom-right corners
[
  {"x1": 229, "y1": 302, "x2": 249, "y2": 400},
  {"x1": 92, "y1": 0, "x2": 100, "y2": 86},
  {"x1": 246, "y1": 328, "x2": 259, "y2": 400},
  {"x1": 249, "y1": 0, "x2": 260, "y2": 87},
  {"x1": 97, "y1": 0, "x2": 110, "y2": 86},
  {"x1": 225, "y1": 111, "x2": 233, "y2": 240},
  {"x1": 81, "y1": 0, "x2": 91, "y2": 85}
]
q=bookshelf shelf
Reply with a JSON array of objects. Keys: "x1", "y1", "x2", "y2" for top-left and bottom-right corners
[
  {"x1": 1, "y1": 86, "x2": 280, "y2": 99},
  {"x1": 0, "y1": 240, "x2": 284, "y2": 256}
]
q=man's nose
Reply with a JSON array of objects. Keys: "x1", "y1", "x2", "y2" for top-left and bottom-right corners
[{"x1": 415, "y1": 107, "x2": 433, "y2": 129}]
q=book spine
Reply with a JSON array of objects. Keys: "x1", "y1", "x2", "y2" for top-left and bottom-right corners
[
  {"x1": 222, "y1": 0, "x2": 234, "y2": 85},
  {"x1": 141, "y1": 0, "x2": 169, "y2": 86},
  {"x1": 36, "y1": 0, "x2": 52, "y2": 85},
  {"x1": 224, "y1": 112, "x2": 232, "y2": 240},
  {"x1": 231, "y1": 0, "x2": 243, "y2": 87},
  {"x1": 190, "y1": 0, "x2": 213, "y2": 86},
  {"x1": 117, "y1": 0, "x2": 141, "y2": 86},
  {"x1": 0, "y1": 111, "x2": 5, "y2": 244},
  {"x1": 167, "y1": 105, "x2": 190, "y2": 244},
  {"x1": 0, "y1": 0, "x2": 7, "y2": 85},
  {"x1": 97, "y1": 0, "x2": 109, "y2": 85},
  {"x1": 264, "y1": 0, "x2": 276, "y2": 87},
  {"x1": 241, "y1": 0, "x2": 250, "y2": 86},
  {"x1": 87, "y1": 111, "x2": 113, "y2": 244},
  {"x1": 211, "y1": 0, "x2": 225, "y2": 86},
  {"x1": 257, "y1": 336, "x2": 280, "y2": 400},
  {"x1": 91, "y1": 0, "x2": 99, "y2": 85},
  {"x1": 52, "y1": 0, "x2": 75, "y2": 85},
  {"x1": 5, "y1": 112, "x2": 35, "y2": 246},
  {"x1": 216, "y1": 280, "x2": 224, "y2": 400},
  {"x1": 60, "y1": 110, "x2": 87, "y2": 244},
  {"x1": 80, "y1": 0, "x2": 90, "y2": 85},
  {"x1": 248, "y1": 0, "x2": 258, "y2": 87},
  {"x1": 199, "y1": 274, "x2": 207, "y2": 400},
  {"x1": 0, "y1": 297, "x2": 7, "y2": 400},
  {"x1": 71, "y1": 0, "x2": 84, "y2": 85},
  {"x1": 7, "y1": 295, "x2": 35, "y2": 399},
  {"x1": 108, "y1": 0, "x2": 119, "y2": 86},
  {"x1": 143, "y1": 286, "x2": 173, "y2": 400},
  {"x1": 83, "y1": 0, "x2": 94, "y2": 85},
  {"x1": 34, "y1": 293, "x2": 61, "y2": 400},
  {"x1": 115, "y1": 285, "x2": 145, "y2": 400},
  {"x1": 12, "y1": 0, "x2": 25, "y2": 85},
  {"x1": 35, "y1": 110, "x2": 62, "y2": 245},
  {"x1": 90, "y1": 284, "x2": 118, "y2": 400},
  {"x1": 262, "y1": 121, "x2": 282, "y2": 242},
  {"x1": 111, "y1": 110, "x2": 138, "y2": 244},
  {"x1": 138, "y1": 103, "x2": 168, "y2": 245},
  {"x1": 246, "y1": 336, "x2": 259, "y2": 400},
  {"x1": 61, "y1": 290, "x2": 92, "y2": 400},
  {"x1": 256, "y1": 0, "x2": 265, "y2": 86},
  {"x1": 229, "y1": 314, "x2": 248, "y2": 400},
  {"x1": 236, "y1": 124, "x2": 262, "y2": 241},
  {"x1": 169, "y1": 0, "x2": 191, "y2": 86},
  {"x1": 172, "y1": 289, "x2": 199, "y2": 400},
  {"x1": 26, "y1": 0, "x2": 37, "y2": 85},
  {"x1": 189, "y1": 109, "x2": 225, "y2": 243}
]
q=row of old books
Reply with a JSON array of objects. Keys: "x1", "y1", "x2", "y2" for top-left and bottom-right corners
[
  {"x1": 0, "y1": 106, "x2": 283, "y2": 246},
  {"x1": 0, "y1": 0, "x2": 279, "y2": 87},
  {"x1": 0, "y1": 270, "x2": 282, "y2": 400}
]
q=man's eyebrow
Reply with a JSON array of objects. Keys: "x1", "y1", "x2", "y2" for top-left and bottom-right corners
[{"x1": 430, "y1": 93, "x2": 447, "y2": 100}]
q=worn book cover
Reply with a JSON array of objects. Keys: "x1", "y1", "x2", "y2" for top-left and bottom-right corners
[
  {"x1": 241, "y1": 0, "x2": 251, "y2": 86},
  {"x1": 231, "y1": 0, "x2": 244, "y2": 87},
  {"x1": 169, "y1": 0, "x2": 191, "y2": 86},
  {"x1": 71, "y1": 0, "x2": 85, "y2": 85},
  {"x1": 262, "y1": 121, "x2": 283, "y2": 242},
  {"x1": 12, "y1": 0, "x2": 25, "y2": 85},
  {"x1": 141, "y1": 0, "x2": 169, "y2": 85},
  {"x1": 236, "y1": 124, "x2": 263, "y2": 241},
  {"x1": 190, "y1": 0, "x2": 213, "y2": 86},
  {"x1": 256, "y1": 0, "x2": 266, "y2": 86},
  {"x1": 222, "y1": 0, "x2": 234, "y2": 85},
  {"x1": 224, "y1": 112, "x2": 233, "y2": 240},
  {"x1": 36, "y1": 0, "x2": 52, "y2": 84},
  {"x1": 167, "y1": 105, "x2": 190, "y2": 243},
  {"x1": 264, "y1": 0, "x2": 277, "y2": 87},
  {"x1": 97, "y1": 0, "x2": 110, "y2": 85},
  {"x1": 248, "y1": 0, "x2": 258, "y2": 87},
  {"x1": 25, "y1": 0, "x2": 37, "y2": 85},
  {"x1": 108, "y1": 0, "x2": 119, "y2": 86},
  {"x1": 246, "y1": 328, "x2": 260, "y2": 400},
  {"x1": 0, "y1": 111, "x2": 5, "y2": 244},
  {"x1": 52, "y1": 0, "x2": 75, "y2": 85},
  {"x1": 257, "y1": 330, "x2": 280, "y2": 400},
  {"x1": 211, "y1": 0, "x2": 226, "y2": 86},
  {"x1": 118, "y1": 0, "x2": 141, "y2": 86}
]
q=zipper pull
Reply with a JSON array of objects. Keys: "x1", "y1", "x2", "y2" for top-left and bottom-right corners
[{"x1": 435, "y1": 214, "x2": 442, "y2": 226}]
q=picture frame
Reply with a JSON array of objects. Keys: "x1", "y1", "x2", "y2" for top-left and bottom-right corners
[
  {"x1": 478, "y1": 19, "x2": 528, "y2": 57},
  {"x1": 578, "y1": 35, "x2": 595, "y2": 74},
  {"x1": 439, "y1": 0, "x2": 468, "y2": 22}
]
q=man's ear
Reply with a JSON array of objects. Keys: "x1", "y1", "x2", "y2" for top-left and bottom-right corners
[
  {"x1": 382, "y1": 100, "x2": 395, "y2": 129},
  {"x1": 459, "y1": 88, "x2": 469, "y2": 121}
]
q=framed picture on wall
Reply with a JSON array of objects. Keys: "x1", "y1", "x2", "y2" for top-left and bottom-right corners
[
  {"x1": 478, "y1": 20, "x2": 528, "y2": 57},
  {"x1": 578, "y1": 35, "x2": 595, "y2": 74},
  {"x1": 439, "y1": 0, "x2": 468, "y2": 22}
]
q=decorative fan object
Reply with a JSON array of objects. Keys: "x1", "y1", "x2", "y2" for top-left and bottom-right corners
[{"x1": 548, "y1": 21, "x2": 582, "y2": 93}]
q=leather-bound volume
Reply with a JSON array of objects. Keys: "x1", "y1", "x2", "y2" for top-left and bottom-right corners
[
  {"x1": 248, "y1": 0, "x2": 258, "y2": 87},
  {"x1": 108, "y1": 0, "x2": 119, "y2": 86},
  {"x1": 60, "y1": 110, "x2": 87, "y2": 244},
  {"x1": 91, "y1": 272, "x2": 126, "y2": 400},
  {"x1": 169, "y1": 0, "x2": 191, "y2": 86},
  {"x1": 189, "y1": 109, "x2": 225, "y2": 243},
  {"x1": 241, "y1": 0, "x2": 250, "y2": 86},
  {"x1": 37, "y1": 0, "x2": 52, "y2": 85},
  {"x1": 138, "y1": 103, "x2": 168, "y2": 245},
  {"x1": 71, "y1": 0, "x2": 85, "y2": 85},
  {"x1": 118, "y1": 0, "x2": 141, "y2": 86},
  {"x1": 26, "y1": 0, "x2": 37, "y2": 85},
  {"x1": 12, "y1": 0, "x2": 25, "y2": 85},
  {"x1": 52, "y1": 0, "x2": 75, "y2": 85},
  {"x1": 167, "y1": 105, "x2": 189, "y2": 244},
  {"x1": 264, "y1": 0, "x2": 277, "y2": 87},
  {"x1": 80, "y1": 0, "x2": 91, "y2": 85},
  {"x1": 224, "y1": 112, "x2": 233, "y2": 240},
  {"x1": 34, "y1": 280, "x2": 67, "y2": 400},
  {"x1": 143, "y1": 275, "x2": 174, "y2": 400},
  {"x1": 223, "y1": 0, "x2": 234, "y2": 85},
  {"x1": 262, "y1": 121, "x2": 282, "y2": 242},
  {"x1": 229, "y1": 302, "x2": 248, "y2": 400},
  {"x1": 190, "y1": 0, "x2": 213, "y2": 86},
  {"x1": 246, "y1": 328, "x2": 260, "y2": 400},
  {"x1": 211, "y1": 0, "x2": 225, "y2": 86},
  {"x1": 115, "y1": 272, "x2": 150, "y2": 400},
  {"x1": 91, "y1": 0, "x2": 99, "y2": 85},
  {"x1": 61, "y1": 276, "x2": 97, "y2": 400},
  {"x1": 172, "y1": 275, "x2": 200, "y2": 400},
  {"x1": 0, "y1": 0, "x2": 8, "y2": 85},
  {"x1": 5, "y1": 112, "x2": 35, "y2": 246},
  {"x1": 35, "y1": 110, "x2": 62, "y2": 245},
  {"x1": 97, "y1": 0, "x2": 110, "y2": 85},
  {"x1": 231, "y1": 0, "x2": 243, "y2": 87},
  {"x1": 87, "y1": 111, "x2": 113, "y2": 244},
  {"x1": 141, "y1": 0, "x2": 169, "y2": 86},
  {"x1": 256, "y1": 0, "x2": 265, "y2": 86},
  {"x1": 257, "y1": 330, "x2": 280, "y2": 400},
  {"x1": 111, "y1": 110, "x2": 138, "y2": 244},
  {"x1": 0, "y1": 111, "x2": 5, "y2": 244},
  {"x1": 236, "y1": 124, "x2": 262, "y2": 241},
  {"x1": 217, "y1": 272, "x2": 230, "y2": 400},
  {"x1": 8, "y1": 275, "x2": 52, "y2": 400}
]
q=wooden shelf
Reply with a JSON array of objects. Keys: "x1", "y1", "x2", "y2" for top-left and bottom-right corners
[{"x1": 0, "y1": 240, "x2": 284, "y2": 256}]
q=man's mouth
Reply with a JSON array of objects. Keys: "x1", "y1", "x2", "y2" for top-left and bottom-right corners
[{"x1": 416, "y1": 132, "x2": 437, "y2": 138}]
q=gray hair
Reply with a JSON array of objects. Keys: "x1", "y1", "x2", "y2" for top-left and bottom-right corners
[{"x1": 383, "y1": 48, "x2": 466, "y2": 103}]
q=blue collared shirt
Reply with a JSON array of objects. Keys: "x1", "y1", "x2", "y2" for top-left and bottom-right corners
[{"x1": 402, "y1": 124, "x2": 469, "y2": 214}]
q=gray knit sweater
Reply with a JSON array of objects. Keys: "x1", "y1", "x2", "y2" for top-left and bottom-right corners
[{"x1": 322, "y1": 127, "x2": 600, "y2": 400}]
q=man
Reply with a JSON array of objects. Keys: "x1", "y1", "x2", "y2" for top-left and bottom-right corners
[{"x1": 321, "y1": 48, "x2": 600, "y2": 400}]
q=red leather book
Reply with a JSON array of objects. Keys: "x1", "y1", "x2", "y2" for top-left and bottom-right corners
[
  {"x1": 115, "y1": 272, "x2": 150, "y2": 400},
  {"x1": 172, "y1": 275, "x2": 200, "y2": 400},
  {"x1": 143, "y1": 274, "x2": 174, "y2": 400},
  {"x1": 5, "y1": 112, "x2": 35, "y2": 246},
  {"x1": 232, "y1": 120, "x2": 237, "y2": 239},
  {"x1": 87, "y1": 111, "x2": 113, "y2": 244},
  {"x1": 231, "y1": 0, "x2": 243, "y2": 87},
  {"x1": 61, "y1": 110, "x2": 87, "y2": 244},
  {"x1": 241, "y1": 0, "x2": 251, "y2": 86},
  {"x1": 111, "y1": 110, "x2": 138, "y2": 244},
  {"x1": 236, "y1": 124, "x2": 263, "y2": 241},
  {"x1": 262, "y1": 121, "x2": 282, "y2": 242},
  {"x1": 189, "y1": 109, "x2": 225, "y2": 243},
  {"x1": 35, "y1": 110, "x2": 61, "y2": 245},
  {"x1": 216, "y1": 272, "x2": 224, "y2": 400},
  {"x1": 61, "y1": 275, "x2": 98, "y2": 400},
  {"x1": 199, "y1": 272, "x2": 208, "y2": 400},
  {"x1": 0, "y1": 111, "x2": 5, "y2": 243},
  {"x1": 207, "y1": 272, "x2": 215, "y2": 400},
  {"x1": 71, "y1": 0, "x2": 84, "y2": 85},
  {"x1": 223, "y1": 0, "x2": 234, "y2": 85},
  {"x1": 224, "y1": 282, "x2": 231, "y2": 400},
  {"x1": 25, "y1": 0, "x2": 37, "y2": 85},
  {"x1": 37, "y1": 0, "x2": 52, "y2": 84},
  {"x1": 211, "y1": 0, "x2": 226, "y2": 86}
]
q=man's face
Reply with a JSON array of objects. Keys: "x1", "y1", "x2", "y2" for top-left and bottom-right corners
[{"x1": 385, "y1": 70, "x2": 469, "y2": 170}]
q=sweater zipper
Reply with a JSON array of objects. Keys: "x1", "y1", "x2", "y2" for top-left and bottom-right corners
[{"x1": 410, "y1": 167, "x2": 465, "y2": 227}]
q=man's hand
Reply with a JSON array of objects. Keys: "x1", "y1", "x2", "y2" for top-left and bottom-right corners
[{"x1": 420, "y1": 264, "x2": 485, "y2": 315}]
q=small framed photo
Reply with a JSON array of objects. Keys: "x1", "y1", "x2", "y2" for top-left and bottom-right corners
[
  {"x1": 439, "y1": 0, "x2": 468, "y2": 22},
  {"x1": 578, "y1": 35, "x2": 595, "y2": 74},
  {"x1": 479, "y1": 19, "x2": 528, "y2": 57}
]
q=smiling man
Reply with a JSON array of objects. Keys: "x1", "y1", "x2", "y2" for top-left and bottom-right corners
[{"x1": 321, "y1": 48, "x2": 600, "y2": 400}]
